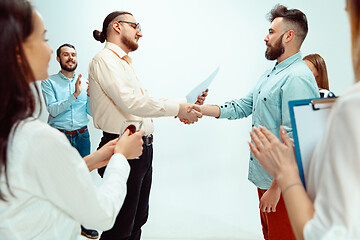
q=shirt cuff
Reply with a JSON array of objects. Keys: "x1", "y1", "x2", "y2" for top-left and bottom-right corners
[
  {"x1": 163, "y1": 101, "x2": 180, "y2": 117},
  {"x1": 217, "y1": 104, "x2": 228, "y2": 119},
  {"x1": 103, "y1": 153, "x2": 130, "y2": 181}
]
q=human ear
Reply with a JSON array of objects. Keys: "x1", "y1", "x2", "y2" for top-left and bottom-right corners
[
  {"x1": 285, "y1": 30, "x2": 295, "y2": 43},
  {"x1": 113, "y1": 21, "x2": 122, "y2": 34}
]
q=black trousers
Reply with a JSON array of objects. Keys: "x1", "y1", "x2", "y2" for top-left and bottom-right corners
[{"x1": 98, "y1": 132, "x2": 153, "y2": 240}]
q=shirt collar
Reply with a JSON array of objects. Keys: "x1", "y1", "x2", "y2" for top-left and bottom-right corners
[
  {"x1": 57, "y1": 71, "x2": 76, "y2": 81},
  {"x1": 105, "y1": 42, "x2": 128, "y2": 58},
  {"x1": 273, "y1": 51, "x2": 302, "y2": 73}
]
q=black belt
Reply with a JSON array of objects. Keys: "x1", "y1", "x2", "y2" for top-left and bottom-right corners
[{"x1": 142, "y1": 134, "x2": 153, "y2": 146}]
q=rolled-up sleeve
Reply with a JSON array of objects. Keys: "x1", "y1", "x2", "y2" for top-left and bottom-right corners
[
  {"x1": 218, "y1": 89, "x2": 253, "y2": 120},
  {"x1": 41, "y1": 80, "x2": 76, "y2": 117}
]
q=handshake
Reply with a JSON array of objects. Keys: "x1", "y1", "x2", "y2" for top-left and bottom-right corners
[{"x1": 176, "y1": 90, "x2": 208, "y2": 124}]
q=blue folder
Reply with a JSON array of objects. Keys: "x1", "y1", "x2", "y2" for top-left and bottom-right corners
[{"x1": 288, "y1": 97, "x2": 336, "y2": 189}]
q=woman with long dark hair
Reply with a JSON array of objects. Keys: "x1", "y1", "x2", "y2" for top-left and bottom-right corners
[
  {"x1": 303, "y1": 54, "x2": 335, "y2": 98},
  {"x1": 0, "y1": 0, "x2": 144, "y2": 238}
]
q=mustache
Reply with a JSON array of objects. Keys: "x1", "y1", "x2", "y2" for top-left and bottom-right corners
[{"x1": 66, "y1": 60, "x2": 75, "y2": 63}]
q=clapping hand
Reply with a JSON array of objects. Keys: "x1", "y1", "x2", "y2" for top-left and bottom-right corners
[
  {"x1": 248, "y1": 126, "x2": 298, "y2": 179},
  {"x1": 73, "y1": 74, "x2": 82, "y2": 98}
]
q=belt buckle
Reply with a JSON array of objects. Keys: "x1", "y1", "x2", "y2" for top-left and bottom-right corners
[{"x1": 144, "y1": 134, "x2": 153, "y2": 146}]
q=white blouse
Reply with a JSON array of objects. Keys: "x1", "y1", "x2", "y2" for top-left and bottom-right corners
[
  {"x1": 304, "y1": 82, "x2": 360, "y2": 239},
  {"x1": 0, "y1": 118, "x2": 130, "y2": 239}
]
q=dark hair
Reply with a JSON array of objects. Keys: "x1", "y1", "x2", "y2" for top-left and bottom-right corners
[
  {"x1": 303, "y1": 54, "x2": 329, "y2": 90},
  {"x1": 0, "y1": 0, "x2": 37, "y2": 201},
  {"x1": 56, "y1": 43, "x2": 76, "y2": 58},
  {"x1": 267, "y1": 4, "x2": 308, "y2": 46},
  {"x1": 93, "y1": 11, "x2": 132, "y2": 43}
]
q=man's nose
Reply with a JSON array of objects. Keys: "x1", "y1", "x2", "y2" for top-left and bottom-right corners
[{"x1": 264, "y1": 34, "x2": 269, "y2": 42}]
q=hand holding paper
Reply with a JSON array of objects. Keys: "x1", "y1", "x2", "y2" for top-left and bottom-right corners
[
  {"x1": 195, "y1": 89, "x2": 209, "y2": 105},
  {"x1": 186, "y1": 67, "x2": 219, "y2": 104}
]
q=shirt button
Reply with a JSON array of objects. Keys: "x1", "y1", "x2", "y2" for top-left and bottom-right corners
[
  {"x1": 225, "y1": 104, "x2": 227, "y2": 107},
  {"x1": 220, "y1": 106, "x2": 223, "y2": 108},
  {"x1": 264, "y1": 98, "x2": 267, "y2": 101},
  {"x1": 250, "y1": 157, "x2": 253, "y2": 161},
  {"x1": 258, "y1": 91, "x2": 261, "y2": 94},
  {"x1": 267, "y1": 75, "x2": 270, "y2": 77}
]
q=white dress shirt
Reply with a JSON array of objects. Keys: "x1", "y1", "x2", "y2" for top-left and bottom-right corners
[
  {"x1": 88, "y1": 42, "x2": 181, "y2": 135},
  {"x1": 303, "y1": 82, "x2": 360, "y2": 239},
  {"x1": 0, "y1": 118, "x2": 130, "y2": 239}
]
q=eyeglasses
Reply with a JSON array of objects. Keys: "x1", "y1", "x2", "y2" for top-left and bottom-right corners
[{"x1": 117, "y1": 20, "x2": 141, "y2": 33}]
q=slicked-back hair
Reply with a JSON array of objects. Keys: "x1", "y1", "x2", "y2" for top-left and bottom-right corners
[
  {"x1": 56, "y1": 43, "x2": 76, "y2": 58},
  {"x1": 93, "y1": 11, "x2": 132, "y2": 43},
  {"x1": 267, "y1": 4, "x2": 308, "y2": 46}
]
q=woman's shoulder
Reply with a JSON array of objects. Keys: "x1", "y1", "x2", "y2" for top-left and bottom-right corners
[
  {"x1": 11, "y1": 118, "x2": 65, "y2": 146},
  {"x1": 331, "y1": 83, "x2": 360, "y2": 117}
]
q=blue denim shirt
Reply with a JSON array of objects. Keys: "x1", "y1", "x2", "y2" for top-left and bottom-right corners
[
  {"x1": 218, "y1": 52, "x2": 320, "y2": 189},
  {"x1": 41, "y1": 72, "x2": 91, "y2": 131}
]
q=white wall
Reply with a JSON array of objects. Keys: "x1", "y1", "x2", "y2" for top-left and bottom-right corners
[{"x1": 32, "y1": 0, "x2": 351, "y2": 239}]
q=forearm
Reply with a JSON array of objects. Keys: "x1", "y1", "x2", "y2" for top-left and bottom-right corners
[
  {"x1": 83, "y1": 153, "x2": 97, "y2": 172},
  {"x1": 46, "y1": 95, "x2": 76, "y2": 117},
  {"x1": 277, "y1": 175, "x2": 315, "y2": 240},
  {"x1": 200, "y1": 105, "x2": 221, "y2": 118},
  {"x1": 86, "y1": 97, "x2": 92, "y2": 116},
  {"x1": 268, "y1": 179, "x2": 281, "y2": 193}
]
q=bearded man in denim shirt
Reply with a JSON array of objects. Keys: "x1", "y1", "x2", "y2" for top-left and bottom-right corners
[
  {"x1": 193, "y1": 5, "x2": 319, "y2": 240},
  {"x1": 41, "y1": 43, "x2": 98, "y2": 239}
]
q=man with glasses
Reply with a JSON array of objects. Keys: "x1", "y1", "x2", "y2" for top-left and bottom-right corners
[
  {"x1": 88, "y1": 11, "x2": 203, "y2": 240},
  {"x1": 189, "y1": 5, "x2": 319, "y2": 240}
]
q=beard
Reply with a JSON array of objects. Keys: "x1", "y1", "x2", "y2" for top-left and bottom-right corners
[
  {"x1": 265, "y1": 33, "x2": 285, "y2": 60},
  {"x1": 122, "y1": 34, "x2": 139, "y2": 52},
  {"x1": 60, "y1": 59, "x2": 77, "y2": 72}
]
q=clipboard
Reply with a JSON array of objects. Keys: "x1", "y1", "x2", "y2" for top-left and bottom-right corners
[{"x1": 289, "y1": 97, "x2": 337, "y2": 189}]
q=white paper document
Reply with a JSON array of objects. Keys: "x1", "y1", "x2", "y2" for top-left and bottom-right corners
[{"x1": 186, "y1": 66, "x2": 219, "y2": 103}]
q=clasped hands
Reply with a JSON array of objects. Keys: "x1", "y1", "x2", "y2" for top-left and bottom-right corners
[
  {"x1": 85, "y1": 129, "x2": 145, "y2": 171},
  {"x1": 177, "y1": 89, "x2": 208, "y2": 124}
]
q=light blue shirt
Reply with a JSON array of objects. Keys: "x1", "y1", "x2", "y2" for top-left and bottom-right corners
[
  {"x1": 218, "y1": 52, "x2": 320, "y2": 189},
  {"x1": 41, "y1": 71, "x2": 91, "y2": 131}
]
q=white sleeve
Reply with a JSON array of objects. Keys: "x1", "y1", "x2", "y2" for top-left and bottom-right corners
[
  {"x1": 303, "y1": 97, "x2": 360, "y2": 239},
  {"x1": 24, "y1": 129, "x2": 130, "y2": 230}
]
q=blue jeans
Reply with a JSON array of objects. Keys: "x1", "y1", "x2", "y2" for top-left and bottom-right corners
[{"x1": 64, "y1": 128, "x2": 91, "y2": 157}]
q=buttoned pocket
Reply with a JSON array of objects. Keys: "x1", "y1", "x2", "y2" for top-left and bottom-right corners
[{"x1": 259, "y1": 93, "x2": 281, "y2": 130}]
